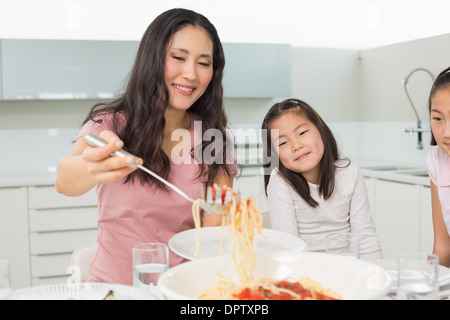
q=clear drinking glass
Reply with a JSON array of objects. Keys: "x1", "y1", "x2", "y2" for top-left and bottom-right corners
[
  {"x1": 326, "y1": 233, "x2": 360, "y2": 259},
  {"x1": 0, "y1": 259, "x2": 11, "y2": 300},
  {"x1": 132, "y1": 243, "x2": 169, "y2": 288},
  {"x1": 397, "y1": 252, "x2": 439, "y2": 300}
]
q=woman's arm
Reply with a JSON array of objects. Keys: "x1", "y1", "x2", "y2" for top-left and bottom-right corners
[
  {"x1": 431, "y1": 181, "x2": 450, "y2": 267},
  {"x1": 202, "y1": 173, "x2": 235, "y2": 227},
  {"x1": 55, "y1": 131, "x2": 140, "y2": 197}
]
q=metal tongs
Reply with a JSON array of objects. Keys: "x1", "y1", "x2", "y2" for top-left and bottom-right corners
[{"x1": 84, "y1": 133, "x2": 236, "y2": 215}]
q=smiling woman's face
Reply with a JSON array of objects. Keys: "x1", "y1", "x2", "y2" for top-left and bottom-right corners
[
  {"x1": 164, "y1": 25, "x2": 214, "y2": 111},
  {"x1": 271, "y1": 111, "x2": 325, "y2": 184}
]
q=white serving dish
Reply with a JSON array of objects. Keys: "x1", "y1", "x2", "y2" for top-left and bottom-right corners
[{"x1": 158, "y1": 251, "x2": 392, "y2": 300}]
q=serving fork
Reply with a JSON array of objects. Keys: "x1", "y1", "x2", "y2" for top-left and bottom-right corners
[{"x1": 84, "y1": 133, "x2": 234, "y2": 215}]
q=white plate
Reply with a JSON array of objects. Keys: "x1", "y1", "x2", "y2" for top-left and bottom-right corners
[
  {"x1": 169, "y1": 226, "x2": 308, "y2": 260},
  {"x1": 10, "y1": 283, "x2": 162, "y2": 300},
  {"x1": 371, "y1": 259, "x2": 450, "y2": 292}
]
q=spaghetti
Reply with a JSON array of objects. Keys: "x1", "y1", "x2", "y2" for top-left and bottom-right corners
[{"x1": 192, "y1": 185, "x2": 340, "y2": 300}]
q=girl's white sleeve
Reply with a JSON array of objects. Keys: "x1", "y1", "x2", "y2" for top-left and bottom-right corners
[
  {"x1": 266, "y1": 172, "x2": 299, "y2": 237},
  {"x1": 349, "y1": 169, "x2": 383, "y2": 259}
]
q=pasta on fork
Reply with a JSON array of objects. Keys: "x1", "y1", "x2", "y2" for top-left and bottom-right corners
[{"x1": 192, "y1": 185, "x2": 340, "y2": 300}]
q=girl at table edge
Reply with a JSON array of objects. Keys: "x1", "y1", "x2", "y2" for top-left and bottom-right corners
[
  {"x1": 428, "y1": 66, "x2": 450, "y2": 267},
  {"x1": 261, "y1": 98, "x2": 382, "y2": 259},
  {"x1": 54, "y1": 8, "x2": 236, "y2": 284}
]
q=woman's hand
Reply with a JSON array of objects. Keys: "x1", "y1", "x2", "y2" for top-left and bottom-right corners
[
  {"x1": 55, "y1": 130, "x2": 143, "y2": 196},
  {"x1": 82, "y1": 130, "x2": 143, "y2": 184}
]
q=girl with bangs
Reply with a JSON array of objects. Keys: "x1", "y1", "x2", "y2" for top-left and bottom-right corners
[{"x1": 261, "y1": 99, "x2": 382, "y2": 259}]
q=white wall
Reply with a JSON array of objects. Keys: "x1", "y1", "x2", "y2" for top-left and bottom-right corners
[
  {"x1": 1, "y1": 32, "x2": 448, "y2": 174},
  {"x1": 290, "y1": 47, "x2": 360, "y2": 122},
  {"x1": 355, "y1": 33, "x2": 450, "y2": 166},
  {"x1": 359, "y1": 33, "x2": 450, "y2": 122},
  {"x1": 0, "y1": 0, "x2": 449, "y2": 49}
]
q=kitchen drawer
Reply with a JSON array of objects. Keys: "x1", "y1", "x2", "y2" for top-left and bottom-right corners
[
  {"x1": 29, "y1": 207, "x2": 98, "y2": 232},
  {"x1": 30, "y1": 229, "x2": 98, "y2": 255},
  {"x1": 31, "y1": 253, "x2": 72, "y2": 278},
  {"x1": 31, "y1": 276, "x2": 69, "y2": 287},
  {"x1": 28, "y1": 186, "x2": 97, "y2": 209}
]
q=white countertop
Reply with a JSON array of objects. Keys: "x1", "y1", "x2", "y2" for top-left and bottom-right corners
[
  {"x1": 0, "y1": 161, "x2": 430, "y2": 188},
  {"x1": 0, "y1": 166, "x2": 263, "y2": 189},
  {"x1": 356, "y1": 159, "x2": 430, "y2": 187},
  {"x1": 361, "y1": 168, "x2": 430, "y2": 186},
  {"x1": 0, "y1": 172, "x2": 56, "y2": 188}
]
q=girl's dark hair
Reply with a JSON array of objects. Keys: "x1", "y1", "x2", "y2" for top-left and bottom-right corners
[
  {"x1": 261, "y1": 98, "x2": 344, "y2": 208},
  {"x1": 429, "y1": 66, "x2": 450, "y2": 146},
  {"x1": 83, "y1": 8, "x2": 233, "y2": 188}
]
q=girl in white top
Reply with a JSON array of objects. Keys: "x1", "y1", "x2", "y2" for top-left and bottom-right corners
[
  {"x1": 427, "y1": 66, "x2": 450, "y2": 267},
  {"x1": 261, "y1": 99, "x2": 382, "y2": 259}
]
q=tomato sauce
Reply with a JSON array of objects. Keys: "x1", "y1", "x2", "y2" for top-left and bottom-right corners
[{"x1": 233, "y1": 280, "x2": 338, "y2": 300}]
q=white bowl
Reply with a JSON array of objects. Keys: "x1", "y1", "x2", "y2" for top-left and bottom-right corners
[{"x1": 158, "y1": 251, "x2": 392, "y2": 300}]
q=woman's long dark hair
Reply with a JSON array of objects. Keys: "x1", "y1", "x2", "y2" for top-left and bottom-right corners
[
  {"x1": 429, "y1": 66, "x2": 450, "y2": 146},
  {"x1": 261, "y1": 99, "x2": 344, "y2": 208},
  {"x1": 83, "y1": 8, "x2": 233, "y2": 189}
]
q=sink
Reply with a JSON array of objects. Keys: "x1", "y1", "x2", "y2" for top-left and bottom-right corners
[
  {"x1": 362, "y1": 165, "x2": 429, "y2": 178},
  {"x1": 362, "y1": 165, "x2": 415, "y2": 171},
  {"x1": 396, "y1": 169, "x2": 429, "y2": 177}
]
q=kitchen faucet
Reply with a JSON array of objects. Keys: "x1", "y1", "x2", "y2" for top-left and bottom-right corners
[{"x1": 402, "y1": 68, "x2": 435, "y2": 150}]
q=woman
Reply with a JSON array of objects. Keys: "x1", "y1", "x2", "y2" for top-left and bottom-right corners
[{"x1": 55, "y1": 8, "x2": 236, "y2": 285}]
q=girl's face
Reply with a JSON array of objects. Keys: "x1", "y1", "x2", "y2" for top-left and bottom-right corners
[
  {"x1": 431, "y1": 87, "x2": 450, "y2": 156},
  {"x1": 271, "y1": 112, "x2": 325, "y2": 184},
  {"x1": 164, "y1": 25, "x2": 214, "y2": 112}
]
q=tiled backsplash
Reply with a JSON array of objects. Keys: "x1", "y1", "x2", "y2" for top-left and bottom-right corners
[
  {"x1": 0, "y1": 121, "x2": 432, "y2": 177},
  {"x1": 332, "y1": 121, "x2": 431, "y2": 167},
  {"x1": 359, "y1": 121, "x2": 431, "y2": 167}
]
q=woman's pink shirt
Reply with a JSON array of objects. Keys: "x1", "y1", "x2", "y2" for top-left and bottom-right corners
[{"x1": 78, "y1": 113, "x2": 235, "y2": 285}]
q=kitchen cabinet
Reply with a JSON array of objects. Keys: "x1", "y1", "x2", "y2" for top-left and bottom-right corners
[
  {"x1": 27, "y1": 186, "x2": 98, "y2": 286},
  {"x1": 0, "y1": 183, "x2": 98, "y2": 288},
  {"x1": 0, "y1": 187, "x2": 30, "y2": 289},
  {"x1": 1, "y1": 39, "x2": 138, "y2": 100},
  {"x1": 420, "y1": 186, "x2": 433, "y2": 254},
  {"x1": 365, "y1": 178, "x2": 433, "y2": 259},
  {"x1": 222, "y1": 43, "x2": 291, "y2": 98},
  {"x1": 373, "y1": 179, "x2": 421, "y2": 259},
  {"x1": 1, "y1": 168, "x2": 269, "y2": 288},
  {"x1": 0, "y1": 40, "x2": 291, "y2": 100}
]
